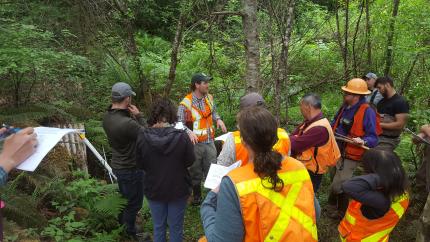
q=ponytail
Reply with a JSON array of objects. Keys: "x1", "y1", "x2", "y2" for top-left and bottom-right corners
[
  {"x1": 237, "y1": 106, "x2": 285, "y2": 192},
  {"x1": 254, "y1": 151, "x2": 284, "y2": 191}
]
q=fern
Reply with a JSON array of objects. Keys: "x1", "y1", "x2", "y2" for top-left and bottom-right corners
[
  {"x1": 89, "y1": 227, "x2": 123, "y2": 242},
  {"x1": 2, "y1": 193, "x2": 48, "y2": 228},
  {"x1": 0, "y1": 103, "x2": 76, "y2": 124},
  {"x1": 93, "y1": 193, "x2": 127, "y2": 218}
]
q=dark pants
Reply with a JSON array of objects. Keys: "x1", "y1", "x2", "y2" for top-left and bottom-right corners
[
  {"x1": 114, "y1": 169, "x2": 144, "y2": 235},
  {"x1": 417, "y1": 146, "x2": 430, "y2": 193},
  {"x1": 147, "y1": 197, "x2": 188, "y2": 242},
  {"x1": 308, "y1": 170, "x2": 323, "y2": 193},
  {"x1": 190, "y1": 142, "x2": 217, "y2": 187}
]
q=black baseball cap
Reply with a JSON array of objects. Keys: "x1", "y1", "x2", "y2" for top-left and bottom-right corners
[{"x1": 191, "y1": 73, "x2": 213, "y2": 84}]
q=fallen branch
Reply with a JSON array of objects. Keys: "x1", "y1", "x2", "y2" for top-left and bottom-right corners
[
  {"x1": 287, "y1": 78, "x2": 342, "y2": 98},
  {"x1": 211, "y1": 11, "x2": 243, "y2": 16}
]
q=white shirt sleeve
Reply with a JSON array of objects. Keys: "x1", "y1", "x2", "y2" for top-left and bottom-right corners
[{"x1": 217, "y1": 133, "x2": 237, "y2": 167}]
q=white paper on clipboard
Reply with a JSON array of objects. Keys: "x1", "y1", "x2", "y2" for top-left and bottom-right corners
[
  {"x1": 204, "y1": 160, "x2": 242, "y2": 189},
  {"x1": 17, "y1": 127, "x2": 77, "y2": 171}
]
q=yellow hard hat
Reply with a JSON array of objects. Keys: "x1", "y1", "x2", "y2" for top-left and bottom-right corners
[{"x1": 341, "y1": 78, "x2": 371, "y2": 95}]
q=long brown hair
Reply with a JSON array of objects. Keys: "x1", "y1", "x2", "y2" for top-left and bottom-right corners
[
  {"x1": 237, "y1": 106, "x2": 284, "y2": 191},
  {"x1": 361, "y1": 149, "x2": 409, "y2": 201}
]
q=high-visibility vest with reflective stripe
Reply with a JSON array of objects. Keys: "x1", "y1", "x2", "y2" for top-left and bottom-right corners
[
  {"x1": 295, "y1": 118, "x2": 341, "y2": 174},
  {"x1": 338, "y1": 193, "x2": 409, "y2": 242},
  {"x1": 232, "y1": 128, "x2": 290, "y2": 166},
  {"x1": 228, "y1": 157, "x2": 318, "y2": 242},
  {"x1": 180, "y1": 93, "x2": 214, "y2": 143}
]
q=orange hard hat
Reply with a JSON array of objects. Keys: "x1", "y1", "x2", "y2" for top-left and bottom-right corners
[{"x1": 341, "y1": 78, "x2": 371, "y2": 95}]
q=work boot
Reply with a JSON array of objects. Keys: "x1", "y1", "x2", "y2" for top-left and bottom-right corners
[
  {"x1": 130, "y1": 232, "x2": 152, "y2": 242},
  {"x1": 327, "y1": 191, "x2": 338, "y2": 207},
  {"x1": 325, "y1": 193, "x2": 343, "y2": 220},
  {"x1": 338, "y1": 193, "x2": 349, "y2": 216},
  {"x1": 192, "y1": 185, "x2": 202, "y2": 206}
]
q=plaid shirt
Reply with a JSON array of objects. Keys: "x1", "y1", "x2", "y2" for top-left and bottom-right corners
[{"x1": 178, "y1": 93, "x2": 220, "y2": 143}]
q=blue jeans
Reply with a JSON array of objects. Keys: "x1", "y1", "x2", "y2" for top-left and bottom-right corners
[
  {"x1": 114, "y1": 169, "x2": 144, "y2": 235},
  {"x1": 147, "y1": 197, "x2": 188, "y2": 242}
]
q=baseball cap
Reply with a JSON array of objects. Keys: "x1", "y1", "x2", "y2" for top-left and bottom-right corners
[
  {"x1": 191, "y1": 73, "x2": 213, "y2": 84},
  {"x1": 240, "y1": 92, "x2": 265, "y2": 110},
  {"x1": 111, "y1": 82, "x2": 136, "y2": 98},
  {"x1": 363, "y1": 72, "x2": 377, "y2": 80}
]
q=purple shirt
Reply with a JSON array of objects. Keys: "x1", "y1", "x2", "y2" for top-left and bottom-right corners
[
  {"x1": 290, "y1": 112, "x2": 329, "y2": 156},
  {"x1": 331, "y1": 98, "x2": 378, "y2": 148}
]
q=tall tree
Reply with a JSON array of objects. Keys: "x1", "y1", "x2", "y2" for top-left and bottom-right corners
[
  {"x1": 266, "y1": 0, "x2": 295, "y2": 123},
  {"x1": 344, "y1": 0, "x2": 350, "y2": 79},
  {"x1": 242, "y1": 0, "x2": 262, "y2": 92},
  {"x1": 365, "y1": 0, "x2": 372, "y2": 69},
  {"x1": 384, "y1": 0, "x2": 401, "y2": 76},
  {"x1": 280, "y1": 0, "x2": 295, "y2": 124},
  {"x1": 335, "y1": 0, "x2": 349, "y2": 79},
  {"x1": 164, "y1": 6, "x2": 186, "y2": 97},
  {"x1": 352, "y1": 0, "x2": 364, "y2": 77}
]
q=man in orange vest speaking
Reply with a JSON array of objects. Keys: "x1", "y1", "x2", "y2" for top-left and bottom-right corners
[
  {"x1": 328, "y1": 78, "x2": 380, "y2": 218},
  {"x1": 290, "y1": 93, "x2": 341, "y2": 193},
  {"x1": 178, "y1": 73, "x2": 227, "y2": 205},
  {"x1": 217, "y1": 92, "x2": 290, "y2": 167}
]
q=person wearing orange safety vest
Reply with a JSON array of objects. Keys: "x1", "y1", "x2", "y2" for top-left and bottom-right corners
[
  {"x1": 200, "y1": 107, "x2": 317, "y2": 242},
  {"x1": 291, "y1": 93, "x2": 341, "y2": 193},
  {"x1": 178, "y1": 73, "x2": 227, "y2": 205},
  {"x1": 327, "y1": 78, "x2": 380, "y2": 219},
  {"x1": 338, "y1": 149, "x2": 409, "y2": 242},
  {"x1": 217, "y1": 92, "x2": 290, "y2": 168}
]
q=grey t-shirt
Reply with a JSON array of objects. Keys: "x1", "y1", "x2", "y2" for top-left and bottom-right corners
[{"x1": 366, "y1": 89, "x2": 383, "y2": 106}]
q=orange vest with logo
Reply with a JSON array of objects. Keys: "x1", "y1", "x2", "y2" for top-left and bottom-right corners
[
  {"x1": 295, "y1": 118, "x2": 341, "y2": 174},
  {"x1": 227, "y1": 157, "x2": 318, "y2": 242},
  {"x1": 232, "y1": 128, "x2": 290, "y2": 166},
  {"x1": 333, "y1": 103, "x2": 382, "y2": 161},
  {"x1": 338, "y1": 193, "x2": 409, "y2": 242},
  {"x1": 180, "y1": 93, "x2": 214, "y2": 143}
]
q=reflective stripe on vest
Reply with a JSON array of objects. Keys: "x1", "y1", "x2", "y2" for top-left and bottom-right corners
[
  {"x1": 180, "y1": 93, "x2": 214, "y2": 142},
  {"x1": 229, "y1": 158, "x2": 317, "y2": 242},
  {"x1": 339, "y1": 193, "x2": 409, "y2": 241},
  {"x1": 233, "y1": 128, "x2": 290, "y2": 166}
]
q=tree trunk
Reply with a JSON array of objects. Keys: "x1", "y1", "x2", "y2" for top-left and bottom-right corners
[
  {"x1": 352, "y1": 0, "x2": 364, "y2": 77},
  {"x1": 365, "y1": 0, "x2": 372, "y2": 69},
  {"x1": 384, "y1": 0, "x2": 401, "y2": 76},
  {"x1": 268, "y1": 7, "x2": 281, "y2": 121},
  {"x1": 164, "y1": 13, "x2": 186, "y2": 97},
  {"x1": 344, "y1": 0, "x2": 350, "y2": 79},
  {"x1": 280, "y1": 0, "x2": 295, "y2": 125},
  {"x1": 399, "y1": 53, "x2": 419, "y2": 95},
  {"x1": 335, "y1": 1, "x2": 346, "y2": 78},
  {"x1": 242, "y1": 0, "x2": 261, "y2": 93}
]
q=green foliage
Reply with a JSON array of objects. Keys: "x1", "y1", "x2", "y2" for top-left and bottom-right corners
[
  {"x1": 39, "y1": 172, "x2": 126, "y2": 241},
  {"x1": 0, "y1": 0, "x2": 429, "y2": 240},
  {"x1": 0, "y1": 19, "x2": 93, "y2": 108},
  {"x1": 0, "y1": 103, "x2": 76, "y2": 125}
]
